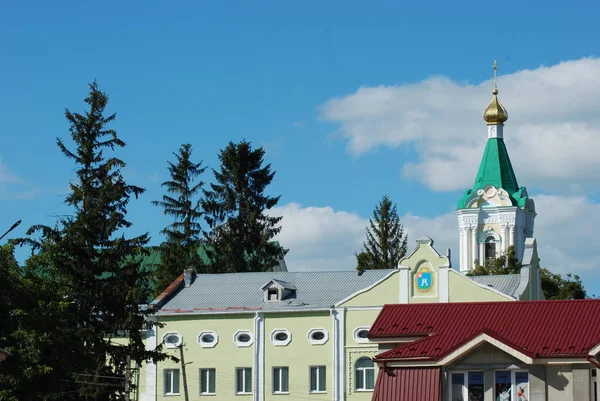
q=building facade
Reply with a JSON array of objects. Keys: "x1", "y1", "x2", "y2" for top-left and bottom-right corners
[
  {"x1": 369, "y1": 300, "x2": 600, "y2": 401},
  {"x1": 136, "y1": 237, "x2": 542, "y2": 401}
]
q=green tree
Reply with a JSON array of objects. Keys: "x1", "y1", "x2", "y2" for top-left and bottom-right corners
[
  {"x1": 0, "y1": 245, "x2": 77, "y2": 401},
  {"x1": 539, "y1": 268, "x2": 586, "y2": 300},
  {"x1": 467, "y1": 246, "x2": 587, "y2": 299},
  {"x1": 468, "y1": 245, "x2": 521, "y2": 276},
  {"x1": 15, "y1": 82, "x2": 164, "y2": 400},
  {"x1": 202, "y1": 140, "x2": 287, "y2": 272},
  {"x1": 152, "y1": 143, "x2": 207, "y2": 292},
  {"x1": 355, "y1": 195, "x2": 408, "y2": 272}
]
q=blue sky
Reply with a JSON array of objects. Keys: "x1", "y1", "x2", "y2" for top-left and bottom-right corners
[{"x1": 1, "y1": 1, "x2": 600, "y2": 295}]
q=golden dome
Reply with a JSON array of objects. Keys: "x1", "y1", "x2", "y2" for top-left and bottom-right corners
[
  {"x1": 483, "y1": 88, "x2": 508, "y2": 125},
  {"x1": 483, "y1": 61, "x2": 508, "y2": 125}
]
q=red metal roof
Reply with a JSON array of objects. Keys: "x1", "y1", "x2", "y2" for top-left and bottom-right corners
[
  {"x1": 371, "y1": 299, "x2": 600, "y2": 361},
  {"x1": 151, "y1": 272, "x2": 185, "y2": 307},
  {"x1": 372, "y1": 367, "x2": 440, "y2": 401}
]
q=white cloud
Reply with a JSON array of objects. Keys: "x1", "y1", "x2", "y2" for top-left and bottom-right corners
[
  {"x1": 0, "y1": 159, "x2": 21, "y2": 184},
  {"x1": 0, "y1": 159, "x2": 40, "y2": 200},
  {"x1": 271, "y1": 202, "x2": 457, "y2": 272},
  {"x1": 320, "y1": 58, "x2": 600, "y2": 193},
  {"x1": 533, "y1": 194, "x2": 600, "y2": 274},
  {"x1": 272, "y1": 199, "x2": 600, "y2": 295},
  {"x1": 271, "y1": 203, "x2": 366, "y2": 271}
]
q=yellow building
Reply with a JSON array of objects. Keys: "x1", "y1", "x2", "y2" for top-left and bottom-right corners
[{"x1": 138, "y1": 236, "x2": 543, "y2": 401}]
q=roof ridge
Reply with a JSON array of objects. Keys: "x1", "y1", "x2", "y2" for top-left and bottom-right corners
[{"x1": 193, "y1": 269, "x2": 396, "y2": 277}]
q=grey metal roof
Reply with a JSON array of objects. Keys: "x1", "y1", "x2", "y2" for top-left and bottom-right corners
[
  {"x1": 263, "y1": 279, "x2": 296, "y2": 290},
  {"x1": 156, "y1": 269, "x2": 395, "y2": 316},
  {"x1": 469, "y1": 274, "x2": 521, "y2": 297}
]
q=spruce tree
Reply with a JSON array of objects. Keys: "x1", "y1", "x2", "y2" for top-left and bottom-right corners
[
  {"x1": 17, "y1": 82, "x2": 163, "y2": 400},
  {"x1": 202, "y1": 140, "x2": 287, "y2": 272},
  {"x1": 356, "y1": 195, "x2": 408, "y2": 272},
  {"x1": 152, "y1": 143, "x2": 206, "y2": 292}
]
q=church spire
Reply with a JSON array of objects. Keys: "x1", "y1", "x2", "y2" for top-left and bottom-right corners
[
  {"x1": 455, "y1": 61, "x2": 536, "y2": 273},
  {"x1": 483, "y1": 61, "x2": 508, "y2": 126}
]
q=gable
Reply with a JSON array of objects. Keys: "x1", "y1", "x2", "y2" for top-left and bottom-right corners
[
  {"x1": 448, "y1": 270, "x2": 513, "y2": 302},
  {"x1": 450, "y1": 343, "x2": 525, "y2": 369},
  {"x1": 338, "y1": 271, "x2": 398, "y2": 307}
]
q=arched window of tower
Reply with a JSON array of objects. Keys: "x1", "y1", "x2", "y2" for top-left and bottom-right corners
[{"x1": 484, "y1": 236, "x2": 497, "y2": 260}]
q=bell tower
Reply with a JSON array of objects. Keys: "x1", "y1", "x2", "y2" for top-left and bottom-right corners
[{"x1": 456, "y1": 61, "x2": 536, "y2": 273}]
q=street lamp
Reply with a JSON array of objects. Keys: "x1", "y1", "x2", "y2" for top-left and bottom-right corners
[{"x1": 0, "y1": 220, "x2": 21, "y2": 241}]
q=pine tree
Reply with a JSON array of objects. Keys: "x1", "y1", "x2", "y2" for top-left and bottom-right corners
[
  {"x1": 202, "y1": 140, "x2": 287, "y2": 272},
  {"x1": 152, "y1": 144, "x2": 206, "y2": 292},
  {"x1": 16, "y1": 82, "x2": 164, "y2": 400},
  {"x1": 356, "y1": 195, "x2": 408, "y2": 272}
]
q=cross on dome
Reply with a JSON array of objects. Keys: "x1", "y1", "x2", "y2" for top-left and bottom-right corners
[{"x1": 483, "y1": 60, "x2": 508, "y2": 125}]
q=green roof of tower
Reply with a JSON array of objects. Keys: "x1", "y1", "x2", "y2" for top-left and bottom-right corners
[
  {"x1": 473, "y1": 138, "x2": 519, "y2": 194},
  {"x1": 457, "y1": 138, "x2": 529, "y2": 209}
]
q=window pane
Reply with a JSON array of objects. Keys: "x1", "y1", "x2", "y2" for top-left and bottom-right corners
[
  {"x1": 281, "y1": 367, "x2": 289, "y2": 392},
  {"x1": 451, "y1": 373, "x2": 464, "y2": 401},
  {"x1": 164, "y1": 370, "x2": 170, "y2": 394},
  {"x1": 273, "y1": 368, "x2": 280, "y2": 392},
  {"x1": 356, "y1": 357, "x2": 373, "y2": 368},
  {"x1": 468, "y1": 372, "x2": 484, "y2": 401},
  {"x1": 515, "y1": 372, "x2": 528, "y2": 401},
  {"x1": 245, "y1": 368, "x2": 252, "y2": 393},
  {"x1": 236, "y1": 369, "x2": 243, "y2": 393},
  {"x1": 172, "y1": 370, "x2": 180, "y2": 394},
  {"x1": 319, "y1": 366, "x2": 326, "y2": 391},
  {"x1": 200, "y1": 369, "x2": 206, "y2": 393},
  {"x1": 356, "y1": 370, "x2": 364, "y2": 390},
  {"x1": 209, "y1": 369, "x2": 216, "y2": 394},
  {"x1": 495, "y1": 371, "x2": 512, "y2": 401},
  {"x1": 366, "y1": 367, "x2": 375, "y2": 390},
  {"x1": 310, "y1": 367, "x2": 317, "y2": 392}
]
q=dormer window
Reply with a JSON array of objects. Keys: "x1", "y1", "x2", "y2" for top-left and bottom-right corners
[{"x1": 262, "y1": 279, "x2": 296, "y2": 302}]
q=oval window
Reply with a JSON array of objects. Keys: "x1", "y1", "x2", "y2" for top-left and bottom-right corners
[
  {"x1": 201, "y1": 334, "x2": 215, "y2": 343},
  {"x1": 311, "y1": 331, "x2": 325, "y2": 341},
  {"x1": 357, "y1": 330, "x2": 369, "y2": 339},
  {"x1": 237, "y1": 334, "x2": 251, "y2": 343},
  {"x1": 165, "y1": 334, "x2": 180, "y2": 344},
  {"x1": 275, "y1": 332, "x2": 289, "y2": 341}
]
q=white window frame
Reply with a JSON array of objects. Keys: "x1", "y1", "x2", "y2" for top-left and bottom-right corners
[
  {"x1": 307, "y1": 328, "x2": 328, "y2": 345},
  {"x1": 162, "y1": 332, "x2": 182, "y2": 349},
  {"x1": 271, "y1": 329, "x2": 292, "y2": 346},
  {"x1": 164, "y1": 368, "x2": 180, "y2": 396},
  {"x1": 199, "y1": 368, "x2": 216, "y2": 395},
  {"x1": 309, "y1": 365, "x2": 327, "y2": 393},
  {"x1": 236, "y1": 367, "x2": 252, "y2": 395},
  {"x1": 197, "y1": 331, "x2": 218, "y2": 348},
  {"x1": 233, "y1": 330, "x2": 255, "y2": 347},
  {"x1": 273, "y1": 366, "x2": 290, "y2": 394},
  {"x1": 354, "y1": 357, "x2": 375, "y2": 391},
  {"x1": 494, "y1": 370, "x2": 529, "y2": 401},
  {"x1": 353, "y1": 327, "x2": 371, "y2": 344},
  {"x1": 448, "y1": 370, "x2": 485, "y2": 401}
]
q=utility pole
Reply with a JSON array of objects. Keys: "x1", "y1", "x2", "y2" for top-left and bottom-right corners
[
  {"x1": 179, "y1": 344, "x2": 190, "y2": 401},
  {"x1": 124, "y1": 354, "x2": 131, "y2": 401}
]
